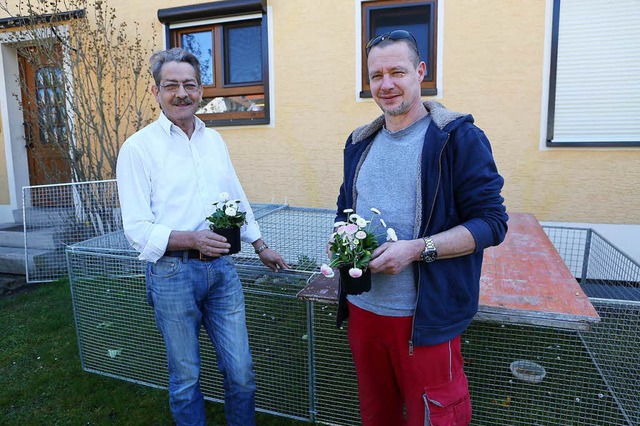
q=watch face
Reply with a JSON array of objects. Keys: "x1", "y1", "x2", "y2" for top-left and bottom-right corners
[{"x1": 422, "y1": 250, "x2": 437, "y2": 263}]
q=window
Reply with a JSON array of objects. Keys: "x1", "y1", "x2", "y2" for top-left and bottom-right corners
[
  {"x1": 361, "y1": 0, "x2": 438, "y2": 97},
  {"x1": 546, "y1": 0, "x2": 640, "y2": 147},
  {"x1": 158, "y1": 0, "x2": 269, "y2": 126},
  {"x1": 35, "y1": 66, "x2": 68, "y2": 145}
]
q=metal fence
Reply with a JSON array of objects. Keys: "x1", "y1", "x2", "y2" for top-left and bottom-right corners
[
  {"x1": 23, "y1": 180, "x2": 121, "y2": 283},
  {"x1": 42, "y1": 180, "x2": 639, "y2": 425}
]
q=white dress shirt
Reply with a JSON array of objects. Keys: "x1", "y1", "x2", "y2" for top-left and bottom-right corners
[{"x1": 116, "y1": 113, "x2": 261, "y2": 262}]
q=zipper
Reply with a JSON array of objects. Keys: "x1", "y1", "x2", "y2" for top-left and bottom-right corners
[
  {"x1": 351, "y1": 141, "x2": 374, "y2": 212},
  {"x1": 409, "y1": 133, "x2": 450, "y2": 355}
]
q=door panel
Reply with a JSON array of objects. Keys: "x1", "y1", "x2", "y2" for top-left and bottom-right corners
[{"x1": 18, "y1": 47, "x2": 72, "y2": 187}]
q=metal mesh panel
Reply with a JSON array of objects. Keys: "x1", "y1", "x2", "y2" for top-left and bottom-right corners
[
  {"x1": 543, "y1": 225, "x2": 640, "y2": 425},
  {"x1": 239, "y1": 267, "x2": 312, "y2": 419},
  {"x1": 23, "y1": 180, "x2": 335, "y2": 283},
  {"x1": 303, "y1": 308, "x2": 640, "y2": 426},
  {"x1": 67, "y1": 250, "x2": 167, "y2": 388},
  {"x1": 543, "y1": 226, "x2": 588, "y2": 278},
  {"x1": 233, "y1": 207, "x2": 335, "y2": 274},
  {"x1": 67, "y1": 223, "x2": 316, "y2": 422},
  {"x1": 579, "y1": 301, "x2": 640, "y2": 425},
  {"x1": 61, "y1": 184, "x2": 639, "y2": 425},
  {"x1": 462, "y1": 322, "x2": 628, "y2": 425},
  {"x1": 311, "y1": 301, "x2": 360, "y2": 426},
  {"x1": 544, "y1": 226, "x2": 640, "y2": 301},
  {"x1": 24, "y1": 179, "x2": 121, "y2": 283},
  {"x1": 582, "y1": 233, "x2": 640, "y2": 301}
]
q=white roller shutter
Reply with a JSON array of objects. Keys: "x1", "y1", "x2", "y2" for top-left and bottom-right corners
[{"x1": 549, "y1": 0, "x2": 640, "y2": 145}]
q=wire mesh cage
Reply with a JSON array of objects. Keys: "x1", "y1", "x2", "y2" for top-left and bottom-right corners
[
  {"x1": 55, "y1": 179, "x2": 640, "y2": 425},
  {"x1": 66, "y1": 241, "x2": 316, "y2": 421},
  {"x1": 66, "y1": 203, "x2": 337, "y2": 423}
]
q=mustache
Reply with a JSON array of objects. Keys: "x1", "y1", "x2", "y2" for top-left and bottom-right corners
[{"x1": 171, "y1": 98, "x2": 194, "y2": 106}]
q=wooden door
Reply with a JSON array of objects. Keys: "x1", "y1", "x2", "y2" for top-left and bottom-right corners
[{"x1": 18, "y1": 47, "x2": 72, "y2": 187}]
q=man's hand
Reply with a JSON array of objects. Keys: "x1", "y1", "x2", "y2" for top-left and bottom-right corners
[
  {"x1": 167, "y1": 229, "x2": 230, "y2": 258},
  {"x1": 192, "y1": 229, "x2": 231, "y2": 258},
  {"x1": 368, "y1": 239, "x2": 423, "y2": 275},
  {"x1": 258, "y1": 249, "x2": 290, "y2": 272}
]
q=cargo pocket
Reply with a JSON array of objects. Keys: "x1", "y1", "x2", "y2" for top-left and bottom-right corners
[{"x1": 423, "y1": 371, "x2": 472, "y2": 426}]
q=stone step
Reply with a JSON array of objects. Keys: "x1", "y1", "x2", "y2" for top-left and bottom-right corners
[
  {"x1": 0, "y1": 223, "x2": 57, "y2": 249},
  {"x1": 0, "y1": 246, "x2": 39, "y2": 275},
  {"x1": 0, "y1": 224, "x2": 24, "y2": 248},
  {"x1": 0, "y1": 246, "x2": 65, "y2": 276},
  {"x1": 21, "y1": 207, "x2": 71, "y2": 228}
]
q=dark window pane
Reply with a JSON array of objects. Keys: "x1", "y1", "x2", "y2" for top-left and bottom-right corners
[
  {"x1": 226, "y1": 24, "x2": 262, "y2": 84},
  {"x1": 181, "y1": 31, "x2": 214, "y2": 85},
  {"x1": 370, "y1": 5, "x2": 431, "y2": 67}
]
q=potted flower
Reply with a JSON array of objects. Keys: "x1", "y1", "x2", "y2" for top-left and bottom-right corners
[
  {"x1": 205, "y1": 192, "x2": 247, "y2": 255},
  {"x1": 320, "y1": 208, "x2": 397, "y2": 295}
]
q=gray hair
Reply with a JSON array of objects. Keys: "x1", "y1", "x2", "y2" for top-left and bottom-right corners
[
  {"x1": 369, "y1": 38, "x2": 421, "y2": 67},
  {"x1": 149, "y1": 47, "x2": 202, "y2": 86}
]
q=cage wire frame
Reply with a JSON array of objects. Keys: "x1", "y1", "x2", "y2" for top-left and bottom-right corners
[
  {"x1": 23, "y1": 179, "x2": 122, "y2": 283},
  {"x1": 23, "y1": 179, "x2": 635, "y2": 425}
]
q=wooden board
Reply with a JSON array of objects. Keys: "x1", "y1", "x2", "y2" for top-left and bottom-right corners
[
  {"x1": 477, "y1": 212, "x2": 599, "y2": 330},
  {"x1": 297, "y1": 212, "x2": 600, "y2": 331}
]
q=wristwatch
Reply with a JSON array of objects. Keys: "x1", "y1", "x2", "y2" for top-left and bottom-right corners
[
  {"x1": 254, "y1": 243, "x2": 269, "y2": 254},
  {"x1": 420, "y1": 237, "x2": 438, "y2": 263}
]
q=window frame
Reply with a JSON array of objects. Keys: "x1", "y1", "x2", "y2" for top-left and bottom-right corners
[
  {"x1": 546, "y1": 0, "x2": 640, "y2": 148},
  {"x1": 360, "y1": 0, "x2": 438, "y2": 98},
  {"x1": 158, "y1": 0, "x2": 270, "y2": 127}
]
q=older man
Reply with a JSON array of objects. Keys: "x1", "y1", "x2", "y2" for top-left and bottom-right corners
[
  {"x1": 116, "y1": 48, "x2": 288, "y2": 426},
  {"x1": 333, "y1": 31, "x2": 508, "y2": 426}
]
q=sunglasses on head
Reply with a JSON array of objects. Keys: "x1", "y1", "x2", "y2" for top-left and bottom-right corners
[{"x1": 365, "y1": 30, "x2": 419, "y2": 56}]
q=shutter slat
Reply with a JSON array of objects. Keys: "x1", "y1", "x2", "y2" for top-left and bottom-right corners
[{"x1": 551, "y1": 0, "x2": 640, "y2": 143}]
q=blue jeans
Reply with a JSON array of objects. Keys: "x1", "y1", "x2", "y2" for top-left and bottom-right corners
[{"x1": 146, "y1": 255, "x2": 256, "y2": 426}]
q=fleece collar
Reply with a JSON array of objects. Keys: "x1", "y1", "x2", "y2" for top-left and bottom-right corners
[{"x1": 351, "y1": 101, "x2": 467, "y2": 144}]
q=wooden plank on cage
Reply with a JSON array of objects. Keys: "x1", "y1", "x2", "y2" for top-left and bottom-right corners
[
  {"x1": 478, "y1": 212, "x2": 599, "y2": 330},
  {"x1": 297, "y1": 212, "x2": 600, "y2": 331}
]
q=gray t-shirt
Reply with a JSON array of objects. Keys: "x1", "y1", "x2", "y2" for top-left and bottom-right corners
[{"x1": 348, "y1": 114, "x2": 430, "y2": 316}]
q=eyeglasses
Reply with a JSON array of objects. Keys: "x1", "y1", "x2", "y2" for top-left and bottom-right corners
[
  {"x1": 159, "y1": 82, "x2": 200, "y2": 93},
  {"x1": 365, "y1": 30, "x2": 419, "y2": 57}
]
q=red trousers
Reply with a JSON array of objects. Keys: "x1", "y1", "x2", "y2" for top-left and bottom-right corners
[{"x1": 347, "y1": 302, "x2": 472, "y2": 426}]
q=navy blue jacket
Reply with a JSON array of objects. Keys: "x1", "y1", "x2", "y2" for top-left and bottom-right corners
[{"x1": 336, "y1": 101, "x2": 508, "y2": 347}]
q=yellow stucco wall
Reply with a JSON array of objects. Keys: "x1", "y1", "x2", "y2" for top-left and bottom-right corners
[
  {"x1": 443, "y1": 1, "x2": 639, "y2": 224},
  {"x1": 1, "y1": 0, "x2": 638, "y2": 224}
]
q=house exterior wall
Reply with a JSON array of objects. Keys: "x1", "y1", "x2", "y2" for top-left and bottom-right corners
[
  {"x1": 1, "y1": 0, "x2": 638, "y2": 226},
  {"x1": 0, "y1": 119, "x2": 8, "y2": 205}
]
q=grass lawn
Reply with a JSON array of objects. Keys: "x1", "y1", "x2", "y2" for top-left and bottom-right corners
[{"x1": 0, "y1": 279, "x2": 310, "y2": 425}]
